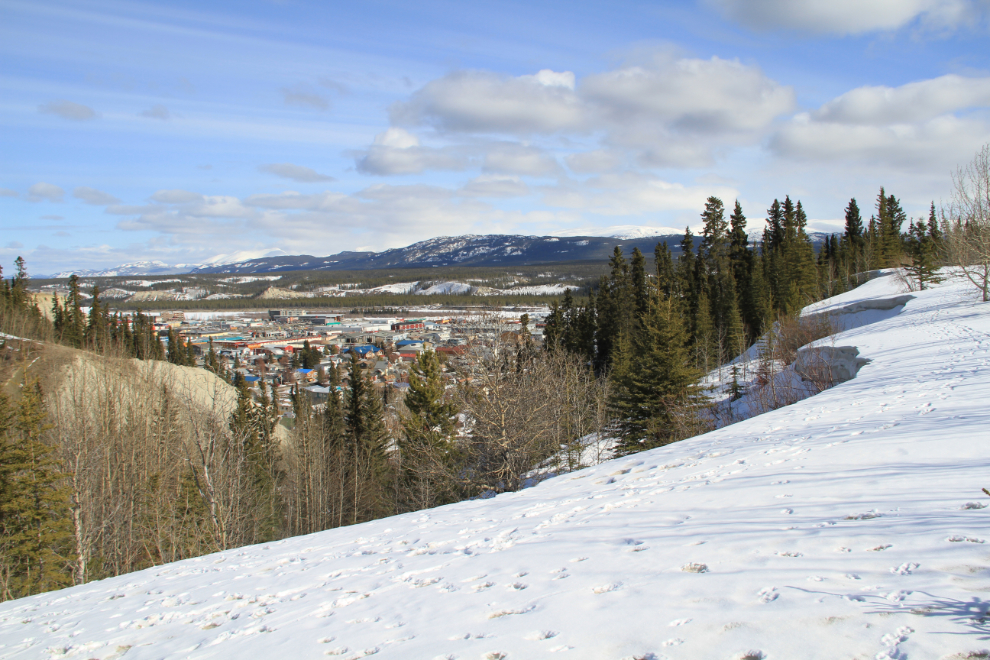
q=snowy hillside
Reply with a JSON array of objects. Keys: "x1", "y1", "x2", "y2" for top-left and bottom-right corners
[{"x1": 3, "y1": 272, "x2": 990, "y2": 659}]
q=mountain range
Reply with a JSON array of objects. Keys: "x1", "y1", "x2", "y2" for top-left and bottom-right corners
[{"x1": 48, "y1": 229, "x2": 834, "y2": 278}]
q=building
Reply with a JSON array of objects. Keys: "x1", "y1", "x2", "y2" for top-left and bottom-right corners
[{"x1": 392, "y1": 320, "x2": 425, "y2": 332}]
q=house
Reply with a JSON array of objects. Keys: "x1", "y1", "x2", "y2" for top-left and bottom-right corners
[{"x1": 341, "y1": 345, "x2": 383, "y2": 358}]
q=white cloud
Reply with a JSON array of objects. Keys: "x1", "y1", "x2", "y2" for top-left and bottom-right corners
[
  {"x1": 281, "y1": 87, "x2": 330, "y2": 110},
  {"x1": 375, "y1": 128, "x2": 420, "y2": 149},
  {"x1": 355, "y1": 129, "x2": 469, "y2": 175},
  {"x1": 259, "y1": 163, "x2": 335, "y2": 183},
  {"x1": 246, "y1": 191, "x2": 350, "y2": 210},
  {"x1": 38, "y1": 100, "x2": 97, "y2": 121},
  {"x1": 390, "y1": 70, "x2": 586, "y2": 134},
  {"x1": 483, "y1": 144, "x2": 561, "y2": 177},
  {"x1": 771, "y1": 74, "x2": 990, "y2": 170},
  {"x1": 771, "y1": 113, "x2": 990, "y2": 170},
  {"x1": 150, "y1": 189, "x2": 205, "y2": 204},
  {"x1": 375, "y1": 57, "x2": 793, "y2": 172},
  {"x1": 705, "y1": 0, "x2": 986, "y2": 35},
  {"x1": 27, "y1": 182, "x2": 65, "y2": 202},
  {"x1": 540, "y1": 172, "x2": 737, "y2": 217},
  {"x1": 566, "y1": 150, "x2": 624, "y2": 174},
  {"x1": 0, "y1": 188, "x2": 18, "y2": 198},
  {"x1": 524, "y1": 69, "x2": 576, "y2": 90},
  {"x1": 73, "y1": 186, "x2": 120, "y2": 205},
  {"x1": 140, "y1": 104, "x2": 171, "y2": 120},
  {"x1": 812, "y1": 74, "x2": 990, "y2": 125},
  {"x1": 458, "y1": 175, "x2": 530, "y2": 198},
  {"x1": 583, "y1": 55, "x2": 795, "y2": 134}
]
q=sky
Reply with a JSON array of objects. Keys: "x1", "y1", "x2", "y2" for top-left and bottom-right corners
[{"x1": 1, "y1": 0, "x2": 988, "y2": 276}]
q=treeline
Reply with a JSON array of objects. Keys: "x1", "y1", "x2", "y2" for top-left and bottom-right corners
[
  {"x1": 545, "y1": 190, "x2": 941, "y2": 452},
  {"x1": 113, "y1": 292, "x2": 582, "y2": 311}
]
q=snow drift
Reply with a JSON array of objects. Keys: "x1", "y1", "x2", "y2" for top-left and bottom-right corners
[{"x1": 2, "y1": 271, "x2": 989, "y2": 659}]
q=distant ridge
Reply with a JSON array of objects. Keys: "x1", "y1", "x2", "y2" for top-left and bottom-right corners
[{"x1": 48, "y1": 229, "x2": 835, "y2": 278}]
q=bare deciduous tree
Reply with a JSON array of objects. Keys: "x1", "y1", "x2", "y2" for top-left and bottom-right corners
[{"x1": 942, "y1": 143, "x2": 990, "y2": 301}]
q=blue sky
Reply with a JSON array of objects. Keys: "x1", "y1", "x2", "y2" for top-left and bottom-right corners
[{"x1": 2, "y1": 0, "x2": 988, "y2": 275}]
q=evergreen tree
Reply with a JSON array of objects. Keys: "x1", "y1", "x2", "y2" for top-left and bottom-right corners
[
  {"x1": 843, "y1": 198, "x2": 864, "y2": 248},
  {"x1": 0, "y1": 382, "x2": 72, "y2": 599},
  {"x1": 906, "y1": 218, "x2": 943, "y2": 290},
  {"x1": 609, "y1": 295, "x2": 704, "y2": 454},
  {"x1": 63, "y1": 275, "x2": 85, "y2": 348},
  {"x1": 654, "y1": 241, "x2": 677, "y2": 298},
  {"x1": 400, "y1": 350, "x2": 460, "y2": 508},
  {"x1": 343, "y1": 352, "x2": 391, "y2": 524},
  {"x1": 629, "y1": 247, "x2": 648, "y2": 320}
]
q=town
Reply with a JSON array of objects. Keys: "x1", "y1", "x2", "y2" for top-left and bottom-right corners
[{"x1": 148, "y1": 307, "x2": 546, "y2": 417}]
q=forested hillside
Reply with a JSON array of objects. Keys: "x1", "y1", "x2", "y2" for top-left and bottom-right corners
[{"x1": 0, "y1": 179, "x2": 971, "y2": 601}]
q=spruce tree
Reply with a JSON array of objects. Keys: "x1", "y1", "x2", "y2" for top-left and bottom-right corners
[
  {"x1": 401, "y1": 351, "x2": 459, "y2": 508},
  {"x1": 630, "y1": 247, "x2": 648, "y2": 320},
  {"x1": 906, "y1": 218, "x2": 943, "y2": 290},
  {"x1": 0, "y1": 382, "x2": 71, "y2": 599},
  {"x1": 609, "y1": 295, "x2": 704, "y2": 454},
  {"x1": 343, "y1": 352, "x2": 391, "y2": 524}
]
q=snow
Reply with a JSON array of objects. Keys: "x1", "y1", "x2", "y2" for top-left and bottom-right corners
[
  {"x1": 550, "y1": 225, "x2": 690, "y2": 239},
  {"x1": 415, "y1": 282, "x2": 475, "y2": 295},
  {"x1": 370, "y1": 282, "x2": 420, "y2": 295},
  {"x1": 4, "y1": 271, "x2": 990, "y2": 659}
]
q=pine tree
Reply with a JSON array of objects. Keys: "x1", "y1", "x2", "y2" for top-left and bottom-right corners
[
  {"x1": 630, "y1": 247, "x2": 648, "y2": 320},
  {"x1": 63, "y1": 275, "x2": 84, "y2": 348},
  {"x1": 654, "y1": 241, "x2": 677, "y2": 298},
  {"x1": 0, "y1": 382, "x2": 72, "y2": 600},
  {"x1": 609, "y1": 295, "x2": 704, "y2": 454},
  {"x1": 343, "y1": 352, "x2": 391, "y2": 524},
  {"x1": 401, "y1": 350, "x2": 460, "y2": 509},
  {"x1": 906, "y1": 218, "x2": 943, "y2": 290}
]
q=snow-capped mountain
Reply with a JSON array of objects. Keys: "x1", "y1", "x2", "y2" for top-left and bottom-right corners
[
  {"x1": 550, "y1": 224, "x2": 692, "y2": 239},
  {"x1": 4, "y1": 271, "x2": 987, "y2": 658},
  {"x1": 189, "y1": 233, "x2": 691, "y2": 274},
  {"x1": 45, "y1": 229, "x2": 836, "y2": 278},
  {"x1": 51, "y1": 261, "x2": 190, "y2": 278}
]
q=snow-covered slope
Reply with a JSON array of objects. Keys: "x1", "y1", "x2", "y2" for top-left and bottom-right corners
[{"x1": 4, "y1": 273, "x2": 990, "y2": 660}]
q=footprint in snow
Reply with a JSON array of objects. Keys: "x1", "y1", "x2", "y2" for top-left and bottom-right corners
[
  {"x1": 947, "y1": 536, "x2": 986, "y2": 543},
  {"x1": 592, "y1": 582, "x2": 622, "y2": 594},
  {"x1": 668, "y1": 618, "x2": 691, "y2": 626},
  {"x1": 525, "y1": 630, "x2": 558, "y2": 640},
  {"x1": 890, "y1": 562, "x2": 919, "y2": 575},
  {"x1": 757, "y1": 587, "x2": 778, "y2": 603}
]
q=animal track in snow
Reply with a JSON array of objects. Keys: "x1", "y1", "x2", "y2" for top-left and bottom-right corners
[
  {"x1": 525, "y1": 630, "x2": 558, "y2": 640},
  {"x1": 948, "y1": 536, "x2": 985, "y2": 543},
  {"x1": 592, "y1": 582, "x2": 622, "y2": 594},
  {"x1": 890, "y1": 562, "x2": 919, "y2": 575},
  {"x1": 681, "y1": 563, "x2": 709, "y2": 573},
  {"x1": 669, "y1": 618, "x2": 691, "y2": 626},
  {"x1": 757, "y1": 587, "x2": 778, "y2": 603}
]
